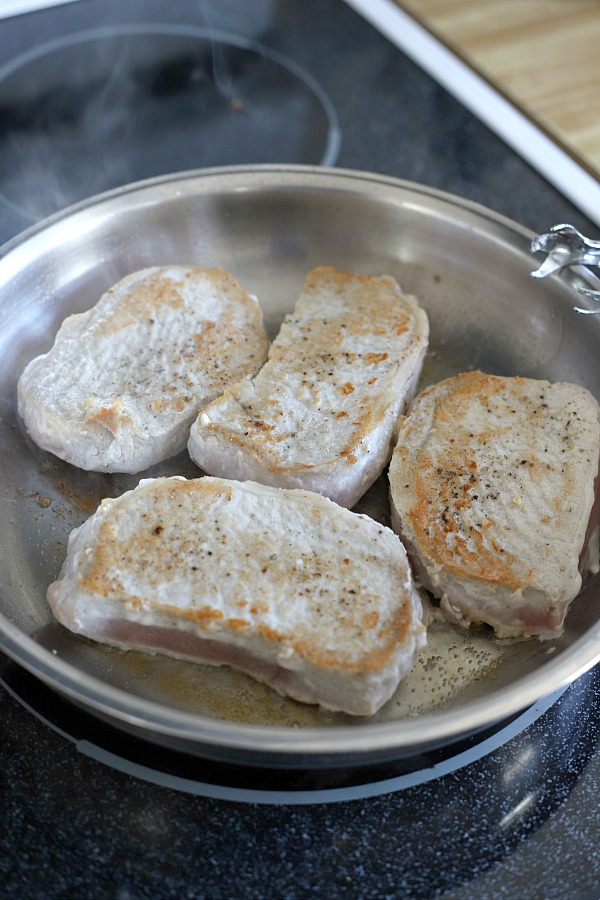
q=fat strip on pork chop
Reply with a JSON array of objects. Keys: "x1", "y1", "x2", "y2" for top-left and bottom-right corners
[
  {"x1": 188, "y1": 266, "x2": 429, "y2": 508},
  {"x1": 18, "y1": 266, "x2": 269, "y2": 473},
  {"x1": 389, "y1": 370, "x2": 600, "y2": 639},
  {"x1": 47, "y1": 476, "x2": 426, "y2": 716}
]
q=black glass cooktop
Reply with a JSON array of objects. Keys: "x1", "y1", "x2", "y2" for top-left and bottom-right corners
[
  {"x1": 0, "y1": 653, "x2": 571, "y2": 802},
  {"x1": 0, "y1": 21, "x2": 340, "y2": 239},
  {"x1": 2, "y1": 1, "x2": 600, "y2": 898},
  {"x1": 3, "y1": 651, "x2": 600, "y2": 897}
]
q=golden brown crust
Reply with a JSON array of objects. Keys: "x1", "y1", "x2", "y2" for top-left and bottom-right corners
[
  {"x1": 213, "y1": 269, "x2": 416, "y2": 472},
  {"x1": 390, "y1": 370, "x2": 600, "y2": 638},
  {"x1": 72, "y1": 477, "x2": 417, "y2": 676},
  {"x1": 91, "y1": 267, "x2": 249, "y2": 336},
  {"x1": 18, "y1": 265, "x2": 269, "y2": 472},
  {"x1": 399, "y1": 372, "x2": 522, "y2": 587},
  {"x1": 189, "y1": 267, "x2": 429, "y2": 508}
]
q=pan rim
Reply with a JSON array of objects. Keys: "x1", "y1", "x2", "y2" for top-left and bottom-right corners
[{"x1": 2, "y1": 163, "x2": 599, "y2": 763}]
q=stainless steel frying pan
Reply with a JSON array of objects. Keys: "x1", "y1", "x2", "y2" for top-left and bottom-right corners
[{"x1": 1, "y1": 165, "x2": 600, "y2": 768}]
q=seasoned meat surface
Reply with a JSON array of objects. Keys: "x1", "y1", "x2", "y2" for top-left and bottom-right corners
[
  {"x1": 188, "y1": 266, "x2": 429, "y2": 508},
  {"x1": 18, "y1": 266, "x2": 269, "y2": 473},
  {"x1": 47, "y1": 476, "x2": 426, "y2": 716},
  {"x1": 389, "y1": 370, "x2": 600, "y2": 639}
]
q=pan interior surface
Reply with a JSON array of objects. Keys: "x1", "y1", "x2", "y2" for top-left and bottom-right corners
[{"x1": 1, "y1": 165, "x2": 600, "y2": 764}]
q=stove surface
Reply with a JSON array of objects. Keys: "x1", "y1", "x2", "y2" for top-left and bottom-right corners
[
  {"x1": 3, "y1": 653, "x2": 600, "y2": 898},
  {"x1": 1, "y1": 1, "x2": 600, "y2": 898}
]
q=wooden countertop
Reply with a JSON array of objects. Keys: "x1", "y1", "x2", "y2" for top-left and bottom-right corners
[{"x1": 396, "y1": 0, "x2": 600, "y2": 178}]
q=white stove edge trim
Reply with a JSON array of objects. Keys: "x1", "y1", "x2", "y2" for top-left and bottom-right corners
[
  {"x1": 0, "y1": 0, "x2": 81, "y2": 18},
  {"x1": 4, "y1": 0, "x2": 599, "y2": 228},
  {"x1": 344, "y1": 0, "x2": 600, "y2": 230}
]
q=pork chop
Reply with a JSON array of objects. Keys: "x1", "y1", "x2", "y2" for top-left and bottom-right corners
[
  {"x1": 389, "y1": 370, "x2": 600, "y2": 639},
  {"x1": 187, "y1": 266, "x2": 429, "y2": 508},
  {"x1": 18, "y1": 266, "x2": 269, "y2": 473},
  {"x1": 47, "y1": 476, "x2": 426, "y2": 716}
]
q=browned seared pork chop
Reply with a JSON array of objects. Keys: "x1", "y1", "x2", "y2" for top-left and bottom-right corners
[
  {"x1": 389, "y1": 370, "x2": 600, "y2": 639},
  {"x1": 188, "y1": 267, "x2": 429, "y2": 508},
  {"x1": 47, "y1": 476, "x2": 426, "y2": 716},
  {"x1": 18, "y1": 266, "x2": 269, "y2": 473}
]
